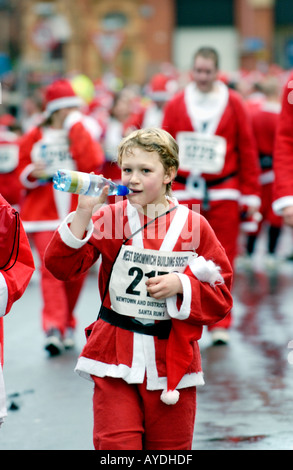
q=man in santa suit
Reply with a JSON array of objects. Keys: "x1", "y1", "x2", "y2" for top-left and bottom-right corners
[
  {"x1": 0, "y1": 194, "x2": 35, "y2": 426},
  {"x1": 162, "y1": 47, "x2": 261, "y2": 344},
  {"x1": 17, "y1": 79, "x2": 104, "y2": 355},
  {"x1": 273, "y1": 72, "x2": 293, "y2": 228}
]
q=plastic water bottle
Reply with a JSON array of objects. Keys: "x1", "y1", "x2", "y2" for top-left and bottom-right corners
[{"x1": 53, "y1": 169, "x2": 132, "y2": 197}]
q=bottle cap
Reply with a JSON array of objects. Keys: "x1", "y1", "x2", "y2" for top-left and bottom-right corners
[{"x1": 117, "y1": 185, "x2": 131, "y2": 196}]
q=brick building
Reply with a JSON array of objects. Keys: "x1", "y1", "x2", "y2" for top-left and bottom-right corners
[{"x1": 1, "y1": 0, "x2": 293, "y2": 86}]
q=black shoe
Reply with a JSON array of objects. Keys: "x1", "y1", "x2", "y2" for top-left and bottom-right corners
[{"x1": 44, "y1": 328, "x2": 63, "y2": 356}]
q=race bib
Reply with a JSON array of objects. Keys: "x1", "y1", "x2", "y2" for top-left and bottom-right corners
[
  {"x1": 177, "y1": 132, "x2": 226, "y2": 174},
  {"x1": 109, "y1": 245, "x2": 196, "y2": 321},
  {"x1": 0, "y1": 144, "x2": 19, "y2": 173},
  {"x1": 31, "y1": 141, "x2": 75, "y2": 176}
]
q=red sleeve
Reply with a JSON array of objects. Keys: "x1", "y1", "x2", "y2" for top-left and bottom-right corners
[
  {"x1": 229, "y1": 91, "x2": 261, "y2": 199},
  {"x1": 184, "y1": 214, "x2": 233, "y2": 327},
  {"x1": 162, "y1": 92, "x2": 188, "y2": 138},
  {"x1": 0, "y1": 196, "x2": 35, "y2": 315},
  {"x1": 17, "y1": 127, "x2": 42, "y2": 176}
]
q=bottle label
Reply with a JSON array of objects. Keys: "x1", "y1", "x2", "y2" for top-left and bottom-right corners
[{"x1": 68, "y1": 171, "x2": 91, "y2": 194}]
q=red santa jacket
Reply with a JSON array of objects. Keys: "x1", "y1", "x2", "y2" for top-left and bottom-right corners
[
  {"x1": 250, "y1": 100, "x2": 281, "y2": 185},
  {"x1": 0, "y1": 194, "x2": 35, "y2": 365},
  {"x1": 17, "y1": 112, "x2": 104, "y2": 232},
  {"x1": 44, "y1": 198, "x2": 233, "y2": 394},
  {"x1": 273, "y1": 73, "x2": 293, "y2": 214},
  {"x1": 0, "y1": 129, "x2": 22, "y2": 206},
  {"x1": 162, "y1": 82, "x2": 261, "y2": 207}
]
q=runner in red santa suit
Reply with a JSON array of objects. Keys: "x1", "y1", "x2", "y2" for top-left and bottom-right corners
[
  {"x1": 162, "y1": 47, "x2": 261, "y2": 345},
  {"x1": 44, "y1": 128, "x2": 233, "y2": 450},
  {"x1": 17, "y1": 79, "x2": 104, "y2": 356},
  {"x1": 273, "y1": 72, "x2": 293, "y2": 229},
  {"x1": 0, "y1": 194, "x2": 35, "y2": 426},
  {"x1": 244, "y1": 76, "x2": 283, "y2": 265}
]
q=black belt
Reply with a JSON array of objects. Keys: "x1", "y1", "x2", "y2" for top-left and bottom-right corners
[
  {"x1": 99, "y1": 305, "x2": 171, "y2": 340},
  {"x1": 175, "y1": 171, "x2": 237, "y2": 188}
]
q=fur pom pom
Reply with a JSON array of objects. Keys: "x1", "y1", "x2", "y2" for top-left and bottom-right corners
[
  {"x1": 160, "y1": 389, "x2": 180, "y2": 405},
  {"x1": 189, "y1": 256, "x2": 224, "y2": 287}
]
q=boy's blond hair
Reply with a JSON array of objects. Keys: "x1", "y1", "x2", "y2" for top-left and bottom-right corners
[{"x1": 117, "y1": 127, "x2": 179, "y2": 195}]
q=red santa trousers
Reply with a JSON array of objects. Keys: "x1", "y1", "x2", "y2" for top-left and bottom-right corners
[
  {"x1": 32, "y1": 231, "x2": 86, "y2": 335},
  {"x1": 92, "y1": 375, "x2": 196, "y2": 450}
]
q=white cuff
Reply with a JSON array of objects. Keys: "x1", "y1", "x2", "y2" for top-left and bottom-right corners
[
  {"x1": 240, "y1": 194, "x2": 261, "y2": 208},
  {"x1": 58, "y1": 212, "x2": 94, "y2": 249},
  {"x1": 166, "y1": 273, "x2": 191, "y2": 320},
  {"x1": 19, "y1": 164, "x2": 41, "y2": 189},
  {"x1": 0, "y1": 273, "x2": 8, "y2": 318},
  {"x1": 272, "y1": 196, "x2": 293, "y2": 215},
  {"x1": 188, "y1": 256, "x2": 224, "y2": 287}
]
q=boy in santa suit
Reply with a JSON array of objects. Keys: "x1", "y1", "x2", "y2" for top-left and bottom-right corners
[
  {"x1": 162, "y1": 47, "x2": 261, "y2": 345},
  {"x1": 44, "y1": 128, "x2": 233, "y2": 450},
  {"x1": 245, "y1": 76, "x2": 283, "y2": 264},
  {"x1": 273, "y1": 72, "x2": 293, "y2": 228},
  {"x1": 0, "y1": 194, "x2": 35, "y2": 426},
  {"x1": 17, "y1": 79, "x2": 104, "y2": 356}
]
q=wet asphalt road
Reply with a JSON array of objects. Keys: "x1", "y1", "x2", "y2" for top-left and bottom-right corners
[{"x1": 1, "y1": 230, "x2": 293, "y2": 451}]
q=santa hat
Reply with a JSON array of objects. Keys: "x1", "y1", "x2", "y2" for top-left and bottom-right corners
[
  {"x1": 146, "y1": 73, "x2": 178, "y2": 102},
  {"x1": 44, "y1": 79, "x2": 84, "y2": 117},
  {"x1": 161, "y1": 256, "x2": 225, "y2": 405}
]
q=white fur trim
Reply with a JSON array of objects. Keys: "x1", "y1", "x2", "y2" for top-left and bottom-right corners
[
  {"x1": 19, "y1": 164, "x2": 41, "y2": 189},
  {"x1": 272, "y1": 196, "x2": 293, "y2": 215},
  {"x1": 160, "y1": 389, "x2": 180, "y2": 405},
  {"x1": 188, "y1": 256, "x2": 224, "y2": 287},
  {"x1": 239, "y1": 194, "x2": 261, "y2": 208},
  {"x1": 23, "y1": 220, "x2": 61, "y2": 233},
  {"x1": 166, "y1": 273, "x2": 191, "y2": 320},
  {"x1": 63, "y1": 110, "x2": 84, "y2": 131},
  {"x1": 0, "y1": 273, "x2": 8, "y2": 317},
  {"x1": 58, "y1": 212, "x2": 94, "y2": 249},
  {"x1": 75, "y1": 356, "x2": 205, "y2": 388},
  {"x1": 184, "y1": 81, "x2": 229, "y2": 135},
  {"x1": 46, "y1": 96, "x2": 83, "y2": 116}
]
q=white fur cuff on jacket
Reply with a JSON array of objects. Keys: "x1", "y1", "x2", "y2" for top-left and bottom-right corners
[
  {"x1": 188, "y1": 256, "x2": 224, "y2": 287},
  {"x1": 166, "y1": 256, "x2": 224, "y2": 320}
]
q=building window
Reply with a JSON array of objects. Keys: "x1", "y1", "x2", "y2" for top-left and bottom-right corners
[{"x1": 102, "y1": 12, "x2": 128, "y2": 31}]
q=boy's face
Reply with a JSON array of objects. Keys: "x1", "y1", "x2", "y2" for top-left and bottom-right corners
[{"x1": 121, "y1": 147, "x2": 174, "y2": 215}]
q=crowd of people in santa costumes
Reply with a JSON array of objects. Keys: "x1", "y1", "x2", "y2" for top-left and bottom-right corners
[
  {"x1": 16, "y1": 78, "x2": 105, "y2": 356},
  {"x1": 162, "y1": 47, "x2": 262, "y2": 345},
  {"x1": 0, "y1": 194, "x2": 34, "y2": 427}
]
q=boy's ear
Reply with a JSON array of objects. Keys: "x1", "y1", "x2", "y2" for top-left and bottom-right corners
[{"x1": 164, "y1": 166, "x2": 176, "y2": 184}]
